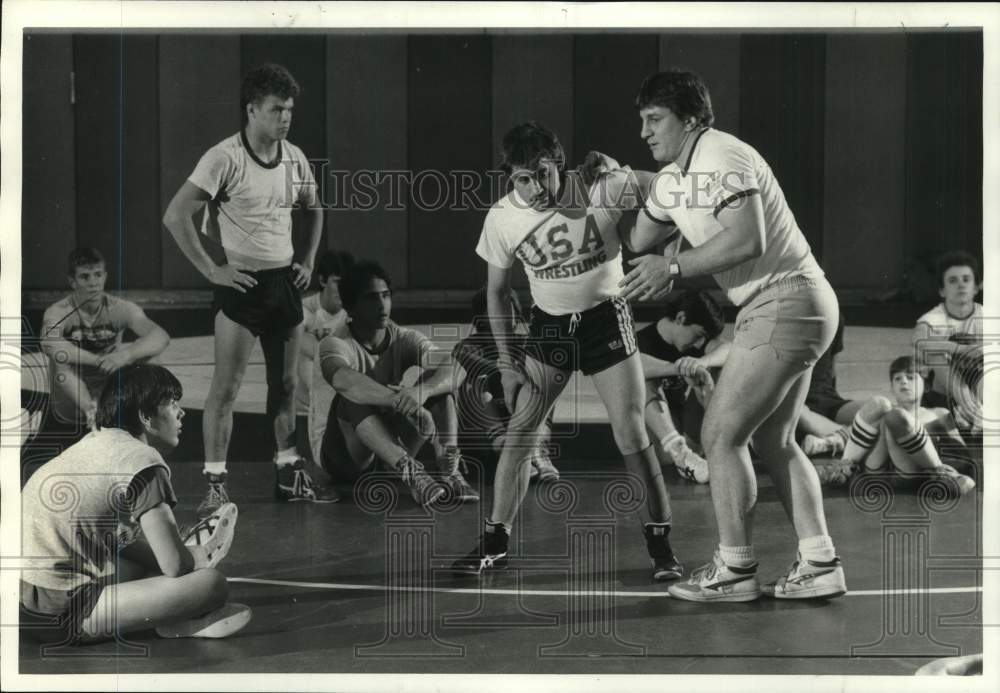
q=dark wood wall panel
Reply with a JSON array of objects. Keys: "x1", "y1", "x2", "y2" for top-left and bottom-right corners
[
  {"x1": 573, "y1": 34, "x2": 661, "y2": 170},
  {"x1": 325, "y1": 35, "x2": 409, "y2": 284},
  {"x1": 904, "y1": 32, "x2": 983, "y2": 262},
  {"x1": 72, "y1": 34, "x2": 124, "y2": 286},
  {"x1": 19, "y1": 31, "x2": 985, "y2": 299},
  {"x1": 407, "y1": 35, "x2": 492, "y2": 290},
  {"x1": 158, "y1": 35, "x2": 241, "y2": 288},
  {"x1": 740, "y1": 34, "x2": 827, "y2": 259},
  {"x1": 120, "y1": 35, "x2": 161, "y2": 289},
  {"x1": 22, "y1": 33, "x2": 76, "y2": 289},
  {"x1": 658, "y1": 33, "x2": 742, "y2": 135},
  {"x1": 822, "y1": 34, "x2": 906, "y2": 290}
]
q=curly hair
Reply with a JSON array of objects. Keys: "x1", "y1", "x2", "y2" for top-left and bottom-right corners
[{"x1": 241, "y1": 63, "x2": 301, "y2": 119}]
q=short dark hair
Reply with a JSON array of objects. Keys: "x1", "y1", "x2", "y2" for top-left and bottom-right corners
[
  {"x1": 471, "y1": 286, "x2": 525, "y2": 333},
  {"x1": 316, "y1": 250, "x2": 355, "y2": 282},
  {"x1": 96, "y1": 364, "x2": 183, "y2": 436},
  {"x1": 889, "y1": 355, "x2": 920, "y2": 380},
  {"x1": 499, "y1": 121, "x2": 566, "y2": 175},
  {"x1": 67, "y1": 247, "x2": 105, "y2": 277},
  {"x1": 241, "y1": 63, "x2": 301, "y2": 120},
  {"x1": 936, "y1": 250, "x2": 980, "y2": 288},
  {"x1": 339, "y1": 259, "x2": 392, "y2": 312},
  {"x1": 663, "y1": 289, "x2": 725, "y2": 340},
  {"x1": 635, "y1": 69, "x2": 715, "y2": 128}
]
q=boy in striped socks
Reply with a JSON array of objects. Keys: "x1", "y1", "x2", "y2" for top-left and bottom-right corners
[{"x1": 837, "y1": 355, "x2": 975, "y2": 495}]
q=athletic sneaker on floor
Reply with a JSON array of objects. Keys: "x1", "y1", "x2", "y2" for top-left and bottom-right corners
[
  {"x1": 400, "y1": 456, "x2": 446, "y2": 506},
  {"x1": 155, "y1": 603, "x2": 253, "y2": 639},
  {"x1": 667, "y1": 550, "x2": 761, "y2": 602},
  {"x1": 531, "y1": 453, "x2": 560, "y2": 483},
  {"x1": 761, "y1": 554, "x2": 847, "y2": 599},
  {"x1": 802, "y1": 433, "x2": 845, "y2": 458},
  {"x1": 437, "y1": 452, "x2": 479, "y2": 503},
  {"x1": 643, "y1": 523, "x2": 683, "y2": 580},
  {"x1": 451, "y1": 524, "x2": 510, "y2": 576},
  {"x1": 183, "y1": 502, "x2": 238, "y2": 569},
  {"x1": 275, "y1": 459, "x2": 341, "y2": 503},
  {"x1": 196, "y1": 471, "x2": 231, "y2": 519},
  {"x1": 670, "y1": 440, "x2": 709, "y2": 484}
]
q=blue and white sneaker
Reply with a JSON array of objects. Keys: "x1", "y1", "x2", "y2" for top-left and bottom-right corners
[
  {"x1": 761, "y1": 554, "x2": 847, "y2": 599},
  {"x1": 667, "y1": 550, "x2": 761, "y2": 602}
]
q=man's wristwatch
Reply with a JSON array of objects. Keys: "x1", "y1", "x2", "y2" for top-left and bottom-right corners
[{"x1": 667, "y1": 257, "x2": 682, "y2": 278}]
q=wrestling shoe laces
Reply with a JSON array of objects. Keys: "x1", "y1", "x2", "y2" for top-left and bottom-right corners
[
  {"x1": 761, "y1": 553, "x2": 847, "y2": 599},
  {"x1": 667, "y1": 550, "x2": 761, "y2": 603}
]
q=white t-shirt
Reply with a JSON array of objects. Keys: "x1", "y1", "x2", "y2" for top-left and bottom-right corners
[
  {"x1": 476, "y1": 178, "x2": 629, "y2": 315},
  {"x1": 309, "y1": 322, "x2": 433, "y2": 464},
  {"x1": 21, "y1": 428, "x2": 170, "y2": 591},
  {"x1": 645, "y1": 128, "x2": 824, "y2": 307},
  {"x1": 188, "y1": 131, "x2": 317, "y2": 263},
  {"x1": 297, "y1": 293, "x2": 349, "y2": 416},
  {"x1": 914, "y1": 302, "x2": 983, "y2": 396}
]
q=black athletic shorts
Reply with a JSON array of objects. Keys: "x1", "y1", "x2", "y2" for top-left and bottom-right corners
[
  {"x1": 527, "y1": 296, "x2": 637, "y2": 376},
  {"x1": 19, "y1": 580, "x2": 103, "y2": 645},
  {"x1": 213, "y1": 266, "x2": 304, "y2": 337},
  {"x1": 805, "y1": 392, "x2": 851, "y2": 421}
]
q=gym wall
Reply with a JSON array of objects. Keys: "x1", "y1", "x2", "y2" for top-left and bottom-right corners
[{"x1": 21, "y1": 30, "x2": 983, "y2": 295}]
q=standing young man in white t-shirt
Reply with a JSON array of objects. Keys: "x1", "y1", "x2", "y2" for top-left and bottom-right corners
[
  {"x1": 451, "y1": 122, "x2": 683, "y2": 582},
  {"x1": 620, "y1": 70, "x2": 846, "y2": 602},
  {"x1": 163, "y1": 64, "x2": 337, "y2": 516}
]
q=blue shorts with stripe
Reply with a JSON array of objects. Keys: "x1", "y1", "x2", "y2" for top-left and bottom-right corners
[{"x1": 526, "y1": 297, "x2": 637, "y2": 376}]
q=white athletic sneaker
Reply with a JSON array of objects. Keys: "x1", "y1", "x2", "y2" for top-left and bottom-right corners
[
  {"x1": 761, "y1": 554, "x2": 847, "y2": 599},
  {"x1": 671, "y1": 442, "x2": 709, "y2": 484},
  {"x1": 183, "y1": 502, "x2": 238, "y2": 569},
  {"x1": 802, "y1": 434, "x2": 831, "y2": 457},
  {"x1": 155, "y1": 603, "x2": 252, "y2": 639},
  {"x1": 531, "y1": 453, "x2": 560, "y2": 483},
  {"x1": 812, "y1": 458, "x2": 858, "y2": 487},
  {"x1": 667, "y1": 551, "x2": 760, "y2": 602}
]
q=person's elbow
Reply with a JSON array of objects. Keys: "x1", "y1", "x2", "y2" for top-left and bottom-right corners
[
  {"x1": 330, "y1": 368, "x2": 354, "y2": 394},
  {"x1": 162, "y1": 197, "x2": 183, "y2": 230},
  {"x1": 731, "y1": 229, "x2": 764, "y2": 263},
  {"x1": 155, "y1": 327, "x2": 171, "y2": 351},
  {"x1": 162, "y1": 194, "x2": 199, "y2": 234}
]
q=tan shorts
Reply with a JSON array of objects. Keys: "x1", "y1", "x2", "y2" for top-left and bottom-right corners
[{"x1": 733, "y1": 276, "x2": 839, "y2": 366}]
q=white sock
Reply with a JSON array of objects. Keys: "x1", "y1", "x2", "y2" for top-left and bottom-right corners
[
  {"x1": 204, "y1": 461, "x2": 227, "y2": 476},
  {"x1": 486, "y1": 519, "x2": 511, "y2": 534},
  {"x1": 659, "y1": 432, "x2": 685, "y2": 464},
  {"x1": 718, "y1": 544, "x2": 757, "y2": 569},
  {"x1": 659, "y1": 432, "x2": 683, "y2": 450},
  {"x1": 798, "y1": 534, "x2": 836, "y2": 562},
  {"x1": 274, "y1": 447, "x2": 300, "y2": 467},
  {"x1": 842, "y1": 415, "x2": 879, "y2": 464}
]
